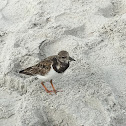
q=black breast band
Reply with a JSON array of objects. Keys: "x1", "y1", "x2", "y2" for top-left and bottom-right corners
[{"x1": 52, "y1": 58, "x2": 69, "y2": 73}]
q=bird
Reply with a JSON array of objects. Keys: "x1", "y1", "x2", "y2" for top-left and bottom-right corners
[{"x1": 19, "y1": 50, "x2": 75, "y2": 94}]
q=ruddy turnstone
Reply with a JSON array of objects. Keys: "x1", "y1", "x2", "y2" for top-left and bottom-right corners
[{"x1": 19, "y1": 50, "x2": 75, "y2": 94}]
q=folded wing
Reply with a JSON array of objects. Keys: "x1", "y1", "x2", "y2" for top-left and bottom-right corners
[{"x1": 19, "y1": 60, "x2": 52, "y2": 76}]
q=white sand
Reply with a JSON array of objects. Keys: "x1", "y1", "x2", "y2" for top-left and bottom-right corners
[{"x1": 0, "y1": 0, "x2": 126, "y2": 125}]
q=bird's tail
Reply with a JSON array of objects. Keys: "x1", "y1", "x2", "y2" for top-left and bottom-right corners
[
  {"x1": 19, "y1": 69, "x2": 33, "y2": 75},
  {"x1": 19, "y1": 70, "x2": 25, "y2": 74}
]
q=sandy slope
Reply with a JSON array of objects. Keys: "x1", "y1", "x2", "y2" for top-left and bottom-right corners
[{"x1": 0, "y1": 0, "x2": 126, "y2": 125}]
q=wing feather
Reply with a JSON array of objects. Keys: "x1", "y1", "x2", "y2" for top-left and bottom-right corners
[{"x1": 19, "y1": 60, "x2": 52, "y2": 76}]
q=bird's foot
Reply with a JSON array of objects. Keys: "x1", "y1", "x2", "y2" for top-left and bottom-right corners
[
  {"x1": 46, "y1": 90, "x2": 53, "y2": 95},
  {"x1": 53, "y1": 89, "x2": 63, "y2": 94}
]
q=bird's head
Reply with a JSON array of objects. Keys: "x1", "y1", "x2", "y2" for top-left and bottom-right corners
[{"x1": 58, "y1": 50, "x2": 75, "y2": 64}]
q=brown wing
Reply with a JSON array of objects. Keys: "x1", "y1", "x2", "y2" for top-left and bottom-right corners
[{"x1": 19, "y1": 60, "x2": 53, "y2": 76}]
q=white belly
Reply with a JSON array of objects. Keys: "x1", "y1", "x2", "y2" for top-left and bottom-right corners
[{"x1": 36, "y1": 66, "x2": 61, "y2": 82}]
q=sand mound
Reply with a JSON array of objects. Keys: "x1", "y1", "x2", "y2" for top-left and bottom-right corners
[{"x1": 0, "y1": 0, "x2": 126, "y2": 125}]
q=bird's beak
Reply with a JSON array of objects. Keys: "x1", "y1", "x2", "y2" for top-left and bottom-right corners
[{"x1": 69, "y1": 56, "x2": 75, "y2": 61}]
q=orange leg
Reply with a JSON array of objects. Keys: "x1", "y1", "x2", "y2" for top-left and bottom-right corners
[
  {"x1": 50, "y1": 79, "x2": 63, "y2": 94},
  {"x1": 50, "y1": 80, "x2": 57, "y2": 94},
  {"x1": 41, "y1": 82, "x2": 53, "y2": 94}
]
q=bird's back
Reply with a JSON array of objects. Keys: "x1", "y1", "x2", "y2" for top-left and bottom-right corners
[{"x1": 19, "y1": 55, "x2": 57, "y2": 76}]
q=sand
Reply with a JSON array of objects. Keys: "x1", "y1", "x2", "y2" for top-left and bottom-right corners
[{"x1": 0, "y1": 0, "x2": 126, "y2": 125}]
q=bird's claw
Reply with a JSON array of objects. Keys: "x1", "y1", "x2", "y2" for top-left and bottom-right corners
[
  {"x1": 46, "y1": 90, "x2": 53, "y2": 95},
  {"x1": 53, "y1": 89, "x2": 63, "y2": 94}
]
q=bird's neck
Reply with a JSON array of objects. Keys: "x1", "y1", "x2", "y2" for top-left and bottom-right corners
[{"x1": 52, "y1": 58, "x2": 69, "y2": 73}]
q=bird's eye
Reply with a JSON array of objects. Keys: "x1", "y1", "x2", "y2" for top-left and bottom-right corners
[{"x1": 62, "y1": 57, "x2": 66, "y2": 58}]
